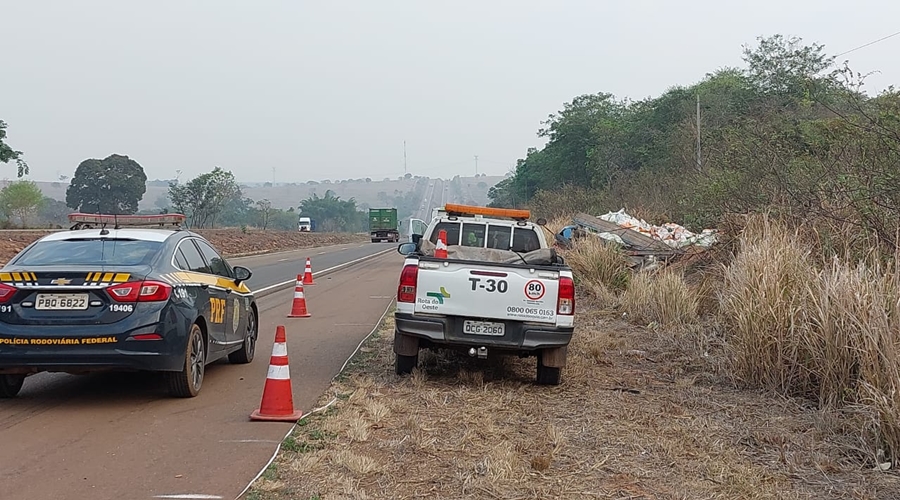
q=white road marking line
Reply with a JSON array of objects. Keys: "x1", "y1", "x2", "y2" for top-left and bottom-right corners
[
  {"x1": 218, "y1": 439, "x2": 281, "y2": 444},
  {"x1": 253, "y1": 248, "x2": 394, "y2": 295},
  {"x1": 316, "y1": 251, "x2": 326, "y2": 255},
  {"x1": 369, "y1": 295, "x2": 393, "y2": 299},
  {"x1": 153, "y1": 495, "x2": 223, "y2": 499},
  {"x1": 277, "y1": 258, "x2": 290, "y2": 262}
]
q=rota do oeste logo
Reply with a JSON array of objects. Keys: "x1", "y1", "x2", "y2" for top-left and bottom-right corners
[{"x1": 426, "y1": 287, "x2": 451, "y2": 304}]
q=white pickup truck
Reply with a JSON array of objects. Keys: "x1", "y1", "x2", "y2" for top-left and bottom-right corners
[{"x1": 394, "y1": 204, "x2": 575, "y2": 385}]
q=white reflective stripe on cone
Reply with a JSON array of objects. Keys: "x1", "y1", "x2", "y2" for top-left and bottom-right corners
[
  {"x1": 271, "y1": 342, "x2": 288, "y2": 357},
  {"x1": 267, "y1": 364, "x2": 291, "y2": 380},
  {"x1": 294, "y1": 291, "x2": 305, "y2": 298}
]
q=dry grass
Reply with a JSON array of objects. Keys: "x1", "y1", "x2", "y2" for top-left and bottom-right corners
[
  {"x1": 719, "y1": 215, "x2": 900, "y2": 465},
  {"x1": 248, "y1": 301, "x2": 897, "y2": 500},
  {"x1": 564, "y1": 236, "x2": 630, "y2": 293},
  {"x1": 621, "y1": 268, "x2": 699, "y2": 328}
]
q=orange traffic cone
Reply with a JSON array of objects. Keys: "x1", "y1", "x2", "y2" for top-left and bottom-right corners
[
  {"x1": 434, "y1": 229, "x2": 448, "y2": 259},
  {"x1": 288, "y1": 276, "x2": 312, "y2": 318},
  {"x1": 302, "y1": 257, "x2": 315, "y2": 285},
  {"x1": 250, "y1": 326, "x2": 304, "y2": 422}
]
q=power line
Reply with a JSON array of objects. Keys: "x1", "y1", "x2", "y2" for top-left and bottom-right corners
[{"x1": 835, "y1": 30, "x2": 900, "y2": 57}]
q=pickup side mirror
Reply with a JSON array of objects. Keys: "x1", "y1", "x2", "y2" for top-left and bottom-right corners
[
  {"x1": 233, "y1": 266, "x2": 252, "y2": 284},
  {"x1": 398, "y1": 242, "x2": 417, "y2": 255},
  {"x1": 411, "y1": 234, "x2": 422, "y2": 244},
  {"x1": 536, "y1": 217, "x2": 548, "y2": 226}
]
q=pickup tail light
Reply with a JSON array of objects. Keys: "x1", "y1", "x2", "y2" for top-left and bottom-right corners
[
  {"x1": 557, "y1": 276, "x2": 575, "y2": 315},
  {"x1": 0, "y1": 283, "x2": 17, "y2": 304},
  {"x1": 107, "y1": 281, "x2": 172, "y2": 302},
  {"x1": 397, "y1": 264, "x2": 418, "y2": 303}
]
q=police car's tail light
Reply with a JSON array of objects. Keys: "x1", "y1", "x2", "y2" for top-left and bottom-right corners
[
  {"x1": 557, "y1": 276, "x2": 575, "y2": 315},
  {"x1": 397, "y1": 264, "x2": 418, "y2": 303},
  {"x1": 107, "y1": 281, "x2": 172, "y2": 302},
  {"x1": 0, "y1": 283, "x2": 16, "y2": 304}
]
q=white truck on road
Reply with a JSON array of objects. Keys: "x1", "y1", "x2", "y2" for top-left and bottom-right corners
[{"x1": 394, "y1": 204, "x2": 575, "y2": 385}]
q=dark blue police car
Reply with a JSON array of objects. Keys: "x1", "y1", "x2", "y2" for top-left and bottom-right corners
[{"x1": 0, "y1": 213, "x2": 259, "y2": 398}]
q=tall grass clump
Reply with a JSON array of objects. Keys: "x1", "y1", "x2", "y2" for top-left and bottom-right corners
[
  {"x1": 621, "y1": 269, "x2": 699, "y2": 327},
  {"x1": 719, "y1": 216, "x2": 815, "y2": 393},
  {"x1": 721, "y1": 215, "x2": 900, "y2": 463},
  {"x1": 804, "y1": 259, "x2": 900, "y2": 463},
  {"x1": 564, "y1": 237, "x2": 629, "y2": 294}
]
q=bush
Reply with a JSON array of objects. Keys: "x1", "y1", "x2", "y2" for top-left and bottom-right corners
[
  {"x1": 564, "y1": 237, "x2": 629, "y2": 294},
  {"x1": 622, "y1": 269, "x2": 699, "y2": 327}
]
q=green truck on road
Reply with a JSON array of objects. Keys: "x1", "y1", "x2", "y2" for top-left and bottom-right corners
[{"x1": 369, "y1": 208, "x2": 400, "y2": 243}]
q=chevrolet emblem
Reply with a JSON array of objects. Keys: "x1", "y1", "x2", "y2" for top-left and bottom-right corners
[{"x1": 50, "y1": 278, "x2": 72, "y2": 286}]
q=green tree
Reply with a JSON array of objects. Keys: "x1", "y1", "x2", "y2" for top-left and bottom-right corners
[
  {"x1": 0, "y1": 180, "x2": 44, "y2": 227},
  {"x1": 168, "y1": 167, "x2": 240, "y2": 228},
  {"x1": 66, "y1": 154, "x2": 147, "y2": 214},
  {"x1": 742, "y1": 34, "x2": 837, "y2": 100},
  {"x1": 35, "y1": 197, "x2": 69, "y2": 227},
  {"x1": 256, "y1": 199, "x2": 273, "y2": 230},
  {"x1": 298, "y1": 190, "x2": 366, "y2": 232},
  {"x1": 0, "y1": 121, "x2": 28, "y2": 177}
]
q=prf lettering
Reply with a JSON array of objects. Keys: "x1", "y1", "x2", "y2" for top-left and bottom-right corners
[{"x1": 210, "y1": 298, "x2": 225, "y2": 324}]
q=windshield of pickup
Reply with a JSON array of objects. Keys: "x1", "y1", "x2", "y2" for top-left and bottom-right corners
[{"x1": 428, "y1": 221, "x2": 541, "y2": 252}]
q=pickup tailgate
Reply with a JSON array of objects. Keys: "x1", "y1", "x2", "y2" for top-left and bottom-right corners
[{"x1": 414, "y1": 260, "x2": 560, "y2": 324}]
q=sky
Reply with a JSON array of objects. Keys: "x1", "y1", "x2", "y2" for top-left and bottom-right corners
[{"x1": 2, "y1": 1, "x2": 899, "y2": 184}]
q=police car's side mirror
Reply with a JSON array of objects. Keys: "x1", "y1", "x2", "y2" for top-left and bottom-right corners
[{"x1": 233, "y1": 266, "x2": 252, "y2": 284}]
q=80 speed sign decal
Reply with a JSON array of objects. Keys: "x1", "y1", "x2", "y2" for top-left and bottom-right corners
[{"x1": 524, "y1": 280, "x2": 545, "y2": 300}]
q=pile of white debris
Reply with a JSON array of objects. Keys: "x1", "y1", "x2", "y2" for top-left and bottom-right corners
[{"x1": 596, "y1": 209, "x2": 718, "y2": 249}]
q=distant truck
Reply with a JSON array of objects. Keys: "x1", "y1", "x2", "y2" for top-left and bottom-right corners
[
  {"x1": 298, "y1": 216, "x2": 316, "y2": 232},
  {"x1": 369, "y1": 208, "x2": 400, "y2": 243}
]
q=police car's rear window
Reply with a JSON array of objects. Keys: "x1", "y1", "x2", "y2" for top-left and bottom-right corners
[{"x1": 13, "y1": 239, "x2": 162, "y2": 266}]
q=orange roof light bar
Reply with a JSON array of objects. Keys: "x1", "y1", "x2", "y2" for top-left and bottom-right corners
[
  {"x1": 67, "y1": 213, "x2": 187, "y2": 226},
  {"x1": 443, "y1": 203, "x2": 531, "y2": 220}
]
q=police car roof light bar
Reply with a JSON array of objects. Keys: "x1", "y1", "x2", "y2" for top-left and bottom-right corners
[{"x1": 67, "y1": 213, "x2": 187, "y2": 230}]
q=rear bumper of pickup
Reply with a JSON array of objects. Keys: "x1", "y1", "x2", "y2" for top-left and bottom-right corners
[{"x1": 394, "y1": 312, "x2": 573, "y2": 351}]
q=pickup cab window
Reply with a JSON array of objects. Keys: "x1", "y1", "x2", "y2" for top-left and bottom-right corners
[
  {"x1": 487, "y1": 225, "x2": 511, "y2": 250},
  {"x1": 461, "y1": 223, "x2": 486, "y2": 247},
  {"x1": 512, "y1": 227, "x2": 541, "y2": 252},
  {"x1": 429, "y1": 222, "x2": 461, "y2": 245}
]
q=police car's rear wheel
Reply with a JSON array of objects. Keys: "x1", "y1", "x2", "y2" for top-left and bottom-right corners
[
  {"x1": 167, "y1": 323, "x2": 205, "y2": 398},
  {"x1": 0, "y1": 374, "x2": 25, "y2": 398},
  {"x1": 228, "y1": 307, "x2": 257, "y2": 364}
]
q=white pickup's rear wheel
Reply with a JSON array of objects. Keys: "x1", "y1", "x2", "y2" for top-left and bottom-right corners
[
  {"x1": 0, "y1": 374, "x2": 25, "y2": 398},
  {"x1": 395, "y1": 352, "x2": 418, "y2": 375},
  {"x1": 536, "y1": 353, "x2": 561, "y2": 385}
]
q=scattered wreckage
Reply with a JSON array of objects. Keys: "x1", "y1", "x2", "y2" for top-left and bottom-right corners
[{"x1": 556, "y1": 209, "x2": 718, "y2": 268}]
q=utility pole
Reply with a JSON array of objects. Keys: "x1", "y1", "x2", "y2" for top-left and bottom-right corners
[
  {"x1": 696, "y1": 93, "x2": 702, "y2": 172},
  {"x1": 474, "y1": 155, "x2": 479, "y2": 176},
  {"x1": 403, "y1": 140, "x2": 408, "y2": 175},
  {"x1": 272, "y1": 167, "x2": 276, "y2": 185}
]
